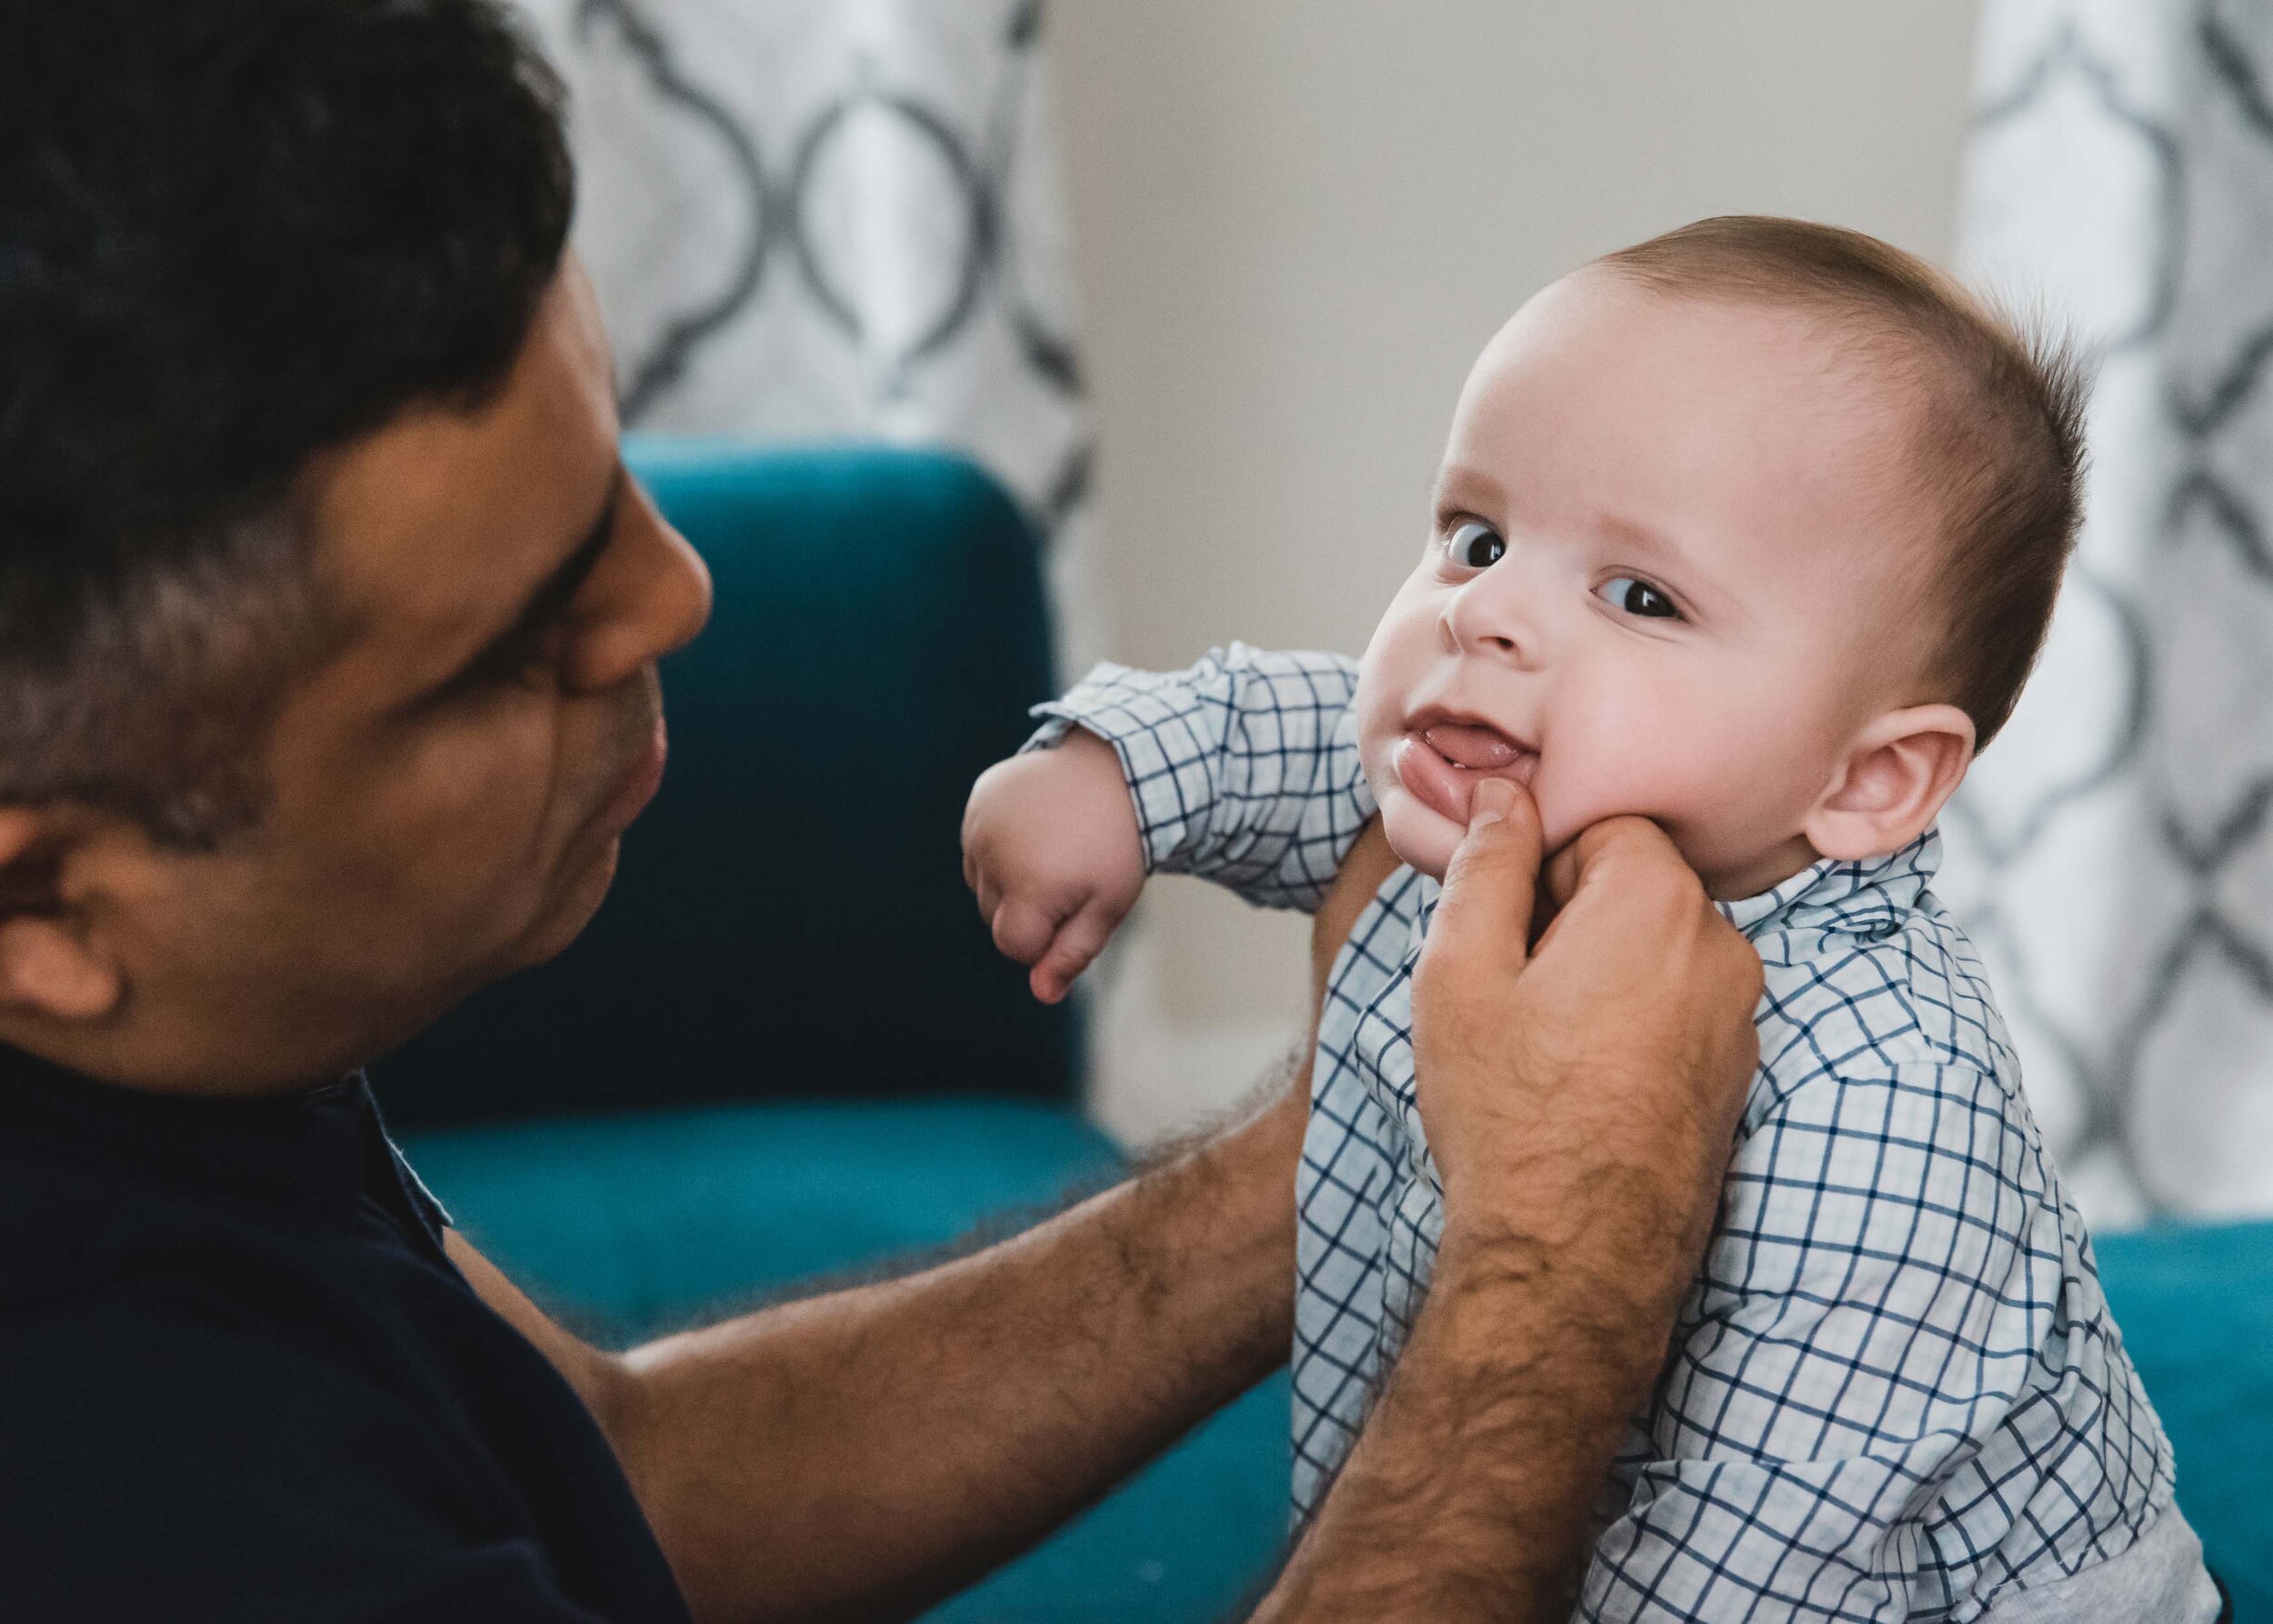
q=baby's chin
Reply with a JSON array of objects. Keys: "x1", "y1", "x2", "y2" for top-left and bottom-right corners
[
  {"x1": 1377, "y1": 773, "x2": 1585, "y2": 886},
  {"x1": 1369, "y1": 737, "x2": 1530, "y2": 881},
  {"x1": 1377, "y1": 785, "x2": 1468, "y2": 882}
]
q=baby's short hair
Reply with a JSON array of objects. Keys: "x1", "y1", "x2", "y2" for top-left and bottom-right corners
[{"x1": 1597, "y1": 216, "x2": 2087, "y2": 750}]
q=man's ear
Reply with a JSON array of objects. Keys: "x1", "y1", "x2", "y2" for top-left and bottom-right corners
[
  {"x1": 0, "y1": 807, "x2": 123, "y2": 1023},
  {"x1": 1805, "y1": 705, "x2": 1976, "y2": 865}
]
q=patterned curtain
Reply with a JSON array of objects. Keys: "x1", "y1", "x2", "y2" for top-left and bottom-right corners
[
  {"x1": 507, "y1": 0, "x2": 1104, "y2": 674},
  {"x1": 1946, "y1": 0, "x2": 2273, "y2": 1221}
]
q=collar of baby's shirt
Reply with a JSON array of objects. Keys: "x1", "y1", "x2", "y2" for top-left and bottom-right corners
[
  {"x1": 1403, "y1": 872, "x2": 1443, "y2": 957},
  {"x1": 1714, "y1": 827, "x2": 1941, "y2": 944}
]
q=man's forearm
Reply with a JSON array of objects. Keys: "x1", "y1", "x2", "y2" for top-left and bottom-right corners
[
  {"x1": 1256, "y1": 1206, "x2": 1684, "y2": 1621},
  {"x1": 1249, "y1": 789, "x2": 1760, "y2": 1620},
  {"x1": 610, "y1": 1058, "x2": 1306, "y2": 1624}
]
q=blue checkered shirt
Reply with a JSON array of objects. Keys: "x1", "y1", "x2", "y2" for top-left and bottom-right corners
[{"x1": 1029, "y1": 644, "x2": 2179, "y2": 1622}]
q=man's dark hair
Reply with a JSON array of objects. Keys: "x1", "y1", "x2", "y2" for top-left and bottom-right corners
[
  {"x1": 1600, "y1": 216, "x2": 2088, "y2": 751},
  {"x1": 0, "y1": 0, "x2": 574, "y2": 846}
]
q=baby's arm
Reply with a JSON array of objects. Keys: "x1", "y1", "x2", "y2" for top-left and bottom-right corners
[
  {"x1": 1027, "y1": 643, "x2": 1373, "y2": 906},
  {"x1": 963, "y1": 643, "x2": 1373, "y2": 1002},
  {"x1": 1577, "y1": 1058, "x2": 2073, "y2": 1621}
]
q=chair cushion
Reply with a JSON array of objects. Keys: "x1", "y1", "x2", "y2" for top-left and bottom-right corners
[
  {"x1": 402, "y1": 1098, "x2": 1124, "y2": 1333},
  {"x1": 2096, "y1": 1219, "x2": 2273, "y2": 1619},
  {"x1": 375, "y1": 442, "x2": 1073, "y2": 1126}
]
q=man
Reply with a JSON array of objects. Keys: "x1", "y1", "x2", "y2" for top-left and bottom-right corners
[{"x1": 0, "y1": 3, "x2": 1763, "y2": 1619}]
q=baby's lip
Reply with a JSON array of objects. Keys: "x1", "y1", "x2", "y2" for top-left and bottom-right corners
[
  {"x1": 1424, "y1": 722, "x2": 1524, "y2": 770},
  {"x1": 1405, "y1": 707, "x2": 1537, "y2": 770},
  {"x1": 1393, "y1": 716, "x2": 1537, "y2": 829}
]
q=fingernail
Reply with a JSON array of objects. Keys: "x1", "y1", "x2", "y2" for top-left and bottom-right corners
[{"x1": 1470, "y1": 777, "x2": 1514, "y2": 829}]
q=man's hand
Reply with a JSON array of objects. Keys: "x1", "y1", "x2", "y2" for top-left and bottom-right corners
[
  {"x1": 1414, "y1": 777, "x2": 1764, "y2": 1299},
  {"x1": 1258, "y1": 780, "x2": 1762, "y2": 1622},
  {"x1": 961, "y1": 729, "x2": 1147, "y2": 1003}
]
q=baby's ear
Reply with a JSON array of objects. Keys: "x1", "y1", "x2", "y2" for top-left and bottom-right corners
[{"x1": 1805, "y1": 705, "x2": 1976, "y2": 864}]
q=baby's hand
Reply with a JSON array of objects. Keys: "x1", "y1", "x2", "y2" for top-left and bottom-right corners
[{"x1": 962, "y1": 729, "x2": 1146, "y2": 1004}]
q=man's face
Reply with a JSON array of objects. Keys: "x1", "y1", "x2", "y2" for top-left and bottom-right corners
[
  {"x1": 1355, "y1": 269, "x2": 1932, "y2": 897},
  {"x1": 64, "y1": 260, "x2": 712, "y2": 1092}
]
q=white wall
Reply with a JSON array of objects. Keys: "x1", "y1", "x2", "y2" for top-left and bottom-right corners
[{"x1": 1048, "y1": 2, "x2": 1985, "y2": 1143}]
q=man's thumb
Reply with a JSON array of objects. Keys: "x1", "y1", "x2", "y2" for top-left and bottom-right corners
[{"x1": 1429, "y1": 777, "x2": 1544, "y2": 972}]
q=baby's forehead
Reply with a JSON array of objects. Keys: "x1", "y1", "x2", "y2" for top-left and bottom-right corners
[
  {"x1": 1477, "y1": 267, "x2": 1931, "y2": 422},
  {"x1": 1452, "y1": 273, "x2": 1941, "y2": 562}
]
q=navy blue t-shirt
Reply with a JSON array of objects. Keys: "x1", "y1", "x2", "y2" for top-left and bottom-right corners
[{"x1": 0, "y1": 1044, "x2": 692, "y2": 1623}]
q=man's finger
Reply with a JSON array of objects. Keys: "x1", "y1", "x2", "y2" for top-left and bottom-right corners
[
  {"x1": 1425, "y1": 777, "x2": 1544, "y2": 977},
  {"x1": 1535, "y1": 816, "x2": 1717, "y2": 968},
  {"x1": 1544, "y1": 815, "x2": 1672, "y2": 912}
]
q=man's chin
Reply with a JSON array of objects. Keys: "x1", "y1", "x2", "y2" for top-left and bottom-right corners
[{"x1": 510, "y1": 837, "x2": 621, "y2": 972}]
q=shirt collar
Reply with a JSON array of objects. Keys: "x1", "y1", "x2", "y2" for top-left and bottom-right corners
[
  {"x1": 1714, "y1": 827, "x2": 1940, "y2": 943},
  {"x1": 0, "y1": 1041, "x2": 382, "y2": 1228},
  {"x1": 1403, "y1": 827, "x2": 1939, "y2": 953}
]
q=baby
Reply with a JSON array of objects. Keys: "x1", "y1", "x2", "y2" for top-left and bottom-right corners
[{"x1": 963, "y1": 219, "x2": 2218, "y2": 1620}]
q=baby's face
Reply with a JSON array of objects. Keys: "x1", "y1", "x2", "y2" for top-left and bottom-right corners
[{"x1": 1357, "y1": 269, "x2": 1936, "y2": 897}]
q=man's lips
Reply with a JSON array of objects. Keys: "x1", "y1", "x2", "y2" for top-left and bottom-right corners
[
  {"x1": 592, "y1": 718, "x2": 668, "y2": 840},
  {"x1": 1392, "y1": 719, "x2": 1537, "y2": 827}
]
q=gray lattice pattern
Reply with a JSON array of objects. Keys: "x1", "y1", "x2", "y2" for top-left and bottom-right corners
[
  {"x1": 506, "y1": 0, "x2": 1102, "y2": 672},
  {"x1": 1947, "y1": 0, "x2": 2273, "y2": 1219}
]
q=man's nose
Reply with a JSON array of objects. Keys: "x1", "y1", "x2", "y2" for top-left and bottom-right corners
[
  {"x1": 563, "y1": 477, "x2": 714, "y2": 694},
  {"x1": 1440, "y1": 559, "x2": 1547, "y2": 670}
]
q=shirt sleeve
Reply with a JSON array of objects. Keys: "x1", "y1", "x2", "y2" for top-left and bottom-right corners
[
  {"x1": 1022, "y1": 642, "x2": 1374, "y2": 912},
  {"x1": 1578, "y1": 1059, "x2": 2067, "y2": 1622}
]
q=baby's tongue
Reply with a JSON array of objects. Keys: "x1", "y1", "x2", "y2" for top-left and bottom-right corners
[{"x1": 1425, "y1": 723, "x2": 1521, "y2": 769}]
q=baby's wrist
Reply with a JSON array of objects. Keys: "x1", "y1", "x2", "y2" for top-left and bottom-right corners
[
  {"x1": 1055, "y1": 727, "x2": 1147, "y2": 841},
  {"x1": 1049, "y1": 722, "x2": 1120, "y2": 765}
]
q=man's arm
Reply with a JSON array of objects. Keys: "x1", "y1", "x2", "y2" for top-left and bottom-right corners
[
  {"x1": 452, "y1": 1052, "x2": 1312, "y2": 1624},
  {"x1": 1257, "y1": 779, "x2": 1764, "y2": 1620}
]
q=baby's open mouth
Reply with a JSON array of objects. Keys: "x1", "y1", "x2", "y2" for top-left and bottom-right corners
[{"x1": 1393, "y1": 720, "x2": 1538, "y2": 827}]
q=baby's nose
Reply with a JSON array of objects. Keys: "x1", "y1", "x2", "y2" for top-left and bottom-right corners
[{"x1": 1444, "y1": 574, "x2": 1547, "y2": 670}]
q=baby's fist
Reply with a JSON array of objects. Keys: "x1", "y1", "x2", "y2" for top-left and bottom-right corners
[{"x1": 962, "y1": 729, "x2": 1147, "y2": 1003}]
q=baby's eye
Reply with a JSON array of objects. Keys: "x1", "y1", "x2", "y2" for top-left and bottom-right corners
[
  {"x1": 1445, "y1": 520, "x2": 1505, "y2": 569},
  {"x1": 1596, "y1": 576, "x2": 1679, "y2": 620}
]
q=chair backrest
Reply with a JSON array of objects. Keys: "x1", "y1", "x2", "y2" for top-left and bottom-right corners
[{"x1": 375, "y1": 442, "x2": 1076, "y2": 1126}]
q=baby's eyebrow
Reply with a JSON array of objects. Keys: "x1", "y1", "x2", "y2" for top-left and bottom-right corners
[{"x1": 1431, "y1": 462, "x2": 1507, "y2": 513}]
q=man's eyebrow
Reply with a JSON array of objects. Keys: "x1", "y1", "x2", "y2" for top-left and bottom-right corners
[{"x1": 457, "y1": 466, "x2": 623, "y2": 677}]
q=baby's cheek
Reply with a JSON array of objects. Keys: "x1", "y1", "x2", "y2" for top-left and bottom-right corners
[
  {"x1": 1353, "y1": 658, "x2": 1423, "y2": 802},
  {"x1": 1536, "y1": 695, "x2": 1739, "y2": 847},
  {"x1": 1543, "y1": 680, "x2": 1829, "y2": 882}
]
